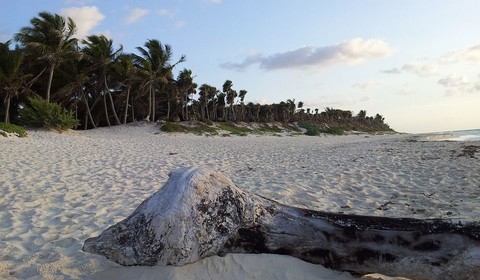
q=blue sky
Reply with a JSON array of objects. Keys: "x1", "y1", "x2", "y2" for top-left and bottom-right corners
[{"x1": 1, "y1": 0, "x2": 479, "y2": 133}]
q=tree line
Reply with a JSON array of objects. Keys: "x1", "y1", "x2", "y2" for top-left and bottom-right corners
[{"x1": 0, "y1": 11, "x2": 391, "y2": 131}]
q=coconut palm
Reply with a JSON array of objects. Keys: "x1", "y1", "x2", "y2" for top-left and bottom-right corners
[
  {"x1": 238, "y1": 89, "x2": 247, "y2": 121},
  {"x1": 14, "y1": 11, "x2": 78, "y2": 101},
  {"x1": 223, "y1": 80, "x2": 237, "y2": 121},
  {"x1": 112, "y1": 54, "x2": 139, "y2": 124},
  {"x1": 82, "y1": 35, "x2": 123, "y2": 126},
  {"x1": 55, "y1": 58, "x2": 96, "y2": 129},
  {"x1": 176, "y1": 69, "x2": 197, "y2": 121},
  {"x1": 0, "y1": 41, "x2": 31, "y2": 123},
  {"x1": 134, "y1": 39, "x2": 185, "y2": 122},
  {"x1": 198, "y1": 83, "x2": 214, "y2": 121},
  {"x1": 357, "y1": 110, "x2": 367, "y2": 119}
]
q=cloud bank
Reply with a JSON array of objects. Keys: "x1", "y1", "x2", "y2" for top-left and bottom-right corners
[
  {"x1": 222, "y1": 38, "x2": 393, "y2": 71},
  {"x1": 60, "y1": 6, "x2": 105, "y2": 39}
]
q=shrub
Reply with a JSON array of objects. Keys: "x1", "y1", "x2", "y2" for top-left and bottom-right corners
[
  {"x1": 0, "y1": 122, "x2": 27, "y2": 137},
  {"x1": 218, "y1": 122, "x2": 252, "y2": 135},
  {"x1": 19, "y1": 96, "x2": 79, "y2": 130},
  {"x1": 298, "y1": 122, "x2": 319, "y2": 136},
  {"x1": 161, "y1": 121, "x2": 218, "y2": 135},
  {"x1": 320, "y1": 126, "x2": 345, "y2": 135},
  {"x1": 161, "y1": 121, "x2": 187, "y2": 133}
]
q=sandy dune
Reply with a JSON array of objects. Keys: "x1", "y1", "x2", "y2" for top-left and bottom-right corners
[{"x1": 0, "y1": 123, "x2": 478, "y2": 279}]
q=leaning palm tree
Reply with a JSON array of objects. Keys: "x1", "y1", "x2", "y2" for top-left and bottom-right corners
[
  {"x1": 15, "y1": 11, "x2": 78, "y2": 102},
  {"x1": 82, "y1": 35, "x2": 123, "y2": 126},
  {"x1": 134, "y1": 39, "x2": 185, "y2": 122}
]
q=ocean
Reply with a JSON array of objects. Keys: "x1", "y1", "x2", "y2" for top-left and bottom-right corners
[{"x1": 425, "y1": 129, "x2": 480, "y2": 141}]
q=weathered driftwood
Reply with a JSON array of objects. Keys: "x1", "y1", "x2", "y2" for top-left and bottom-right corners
[{"x1": 83, "y1": 166, "x2": 480, "y2": 280}]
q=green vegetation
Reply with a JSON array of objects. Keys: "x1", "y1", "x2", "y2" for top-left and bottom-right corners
[
  {"x1": 161, "y1": 121, "x2": 218, "y2": 136},
  {"x1": 217, "y1": 122, "x2": 252, "y2": 135},
  {"x1": 19, "y1": 96, "x2": 79, "y2": 130},
  {"x1": 0, "y1": 11, "x2": 394, "y2": 134},
  {"x1": 298, "y1": 122, "x2": 320, "y2": 136},
  {"x1": 0, "y1": 122, "x2": 27, "y2": 137},
  {"x1": 160, "y1": 121, "x2": 303, "y2": 136},
  {"x1": 319, "y1": 126, "x2": 344, "y2": 135}
]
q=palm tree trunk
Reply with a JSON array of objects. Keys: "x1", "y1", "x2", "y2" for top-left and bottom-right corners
[
  {"x1": 4, "y1": 95, "x2": 11, "y2": 123},
  {"x1": 83, "y1": 92, "x2": 96, "y2": 129},
  {"x1": 84, "y1": 109, "x2": 88, "y2": 130},
  {"x1": 185, "y1": 92, "x2": 189, "y2": 121},
  {"x1": 103, "y1": 93, "x2": 111, "y2": 126},
  {"x1": 46, "y1": 64, "x2": 55, "y2": 102},
  {"x1": 167, "y1": 100, "x2": 171, "y2": 120},
  {"x1": 123, "y1": 87, "x2": 130, "y2": 124},
  {"x1": 148, "y1": 85, "x2": 152, "y2": 122},
  {"x1": 104, "y1": 78, "x2": 121, "y2": 125},
  {"x1": 230, "y1": 104, "x2": 236, "y2": 121},
  {"x1": 108, "y1": 91, "x2": 121, "y2": 125},
  {"x1": 131, "y1": 96, "x2": 136, "y2": 122},
  {"x1": 152, "y1": 87, "x2": 156, "y2": 122}
]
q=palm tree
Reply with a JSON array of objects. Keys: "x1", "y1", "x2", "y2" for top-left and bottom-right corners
[
  {"x1": 15, "y1": 11, "x2": 78, "y2": 101},
  {"x1": 56, "y1": 58, "x2": 96, "y2": 129},
  {"x1": 134, "y1": 39, "x2": 185, "y2": 122},
  {"x1": 286, "y1": 99, "x2": 296, "y2": 122},
  {"x1": 0, "y1": 41, "x2": 31, "y2": 123},
  {"x1": 223, "y1": 80, "x2": 237, "y2": 121},
  {"x1": 82, "y1": 35, "x2": 123, "y2": 126},
  {"x1": 198, "y1": 84, "x2": 214, "y2": 121},
  {"x1": 112, "y1": 54, "x2": 139, "y2": 124},
  {"x1": 176, "y1": 69, "x2": 197, "y2": 121},
  {"x1": 216, "y1": 92, "x2": 226, "y2": 121},
  {"x1": 357, "y1": 110, "x2": 367, "y2": 119},
  {"x1": 238, "y1": 89, "x2": 247, "y2": 121}
]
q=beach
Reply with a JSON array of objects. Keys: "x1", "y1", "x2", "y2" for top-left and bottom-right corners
[{"x1": 1, "y1": 123, "x2": 479, "y2": 279}]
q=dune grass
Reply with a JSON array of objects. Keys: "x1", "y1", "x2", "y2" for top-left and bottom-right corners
[{"x1": 0, "y1": 122, "x2": 27, "y2": 137}]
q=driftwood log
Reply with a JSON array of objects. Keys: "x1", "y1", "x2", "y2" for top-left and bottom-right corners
[{"x1": 83, "y1": 166, "x2": 480, "y2": 280}]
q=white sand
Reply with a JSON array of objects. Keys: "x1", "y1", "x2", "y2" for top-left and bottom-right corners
[{"x1": 1, "y1": 123, "x2": 479, "y2": 279}]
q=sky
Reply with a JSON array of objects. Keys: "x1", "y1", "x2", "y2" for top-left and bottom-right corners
[{"x1": 1, "y1": 0, "x2": 479, "y2": 133}]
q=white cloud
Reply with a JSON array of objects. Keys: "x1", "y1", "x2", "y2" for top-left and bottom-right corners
[
  {"x1": 353, "y1": 80, "x2": 379, "y2": 90},
  {"x1": 205, "y1": 0, "x2": 223, "y2": 3},
  {"x1": 125, "y1": 8, "x2": 149, "y2": 24},
  {"x1": 438, "y1": 74, "x2": 470, "y2": 87},
  {"x1": 222, "y1": 38, "x2": 393, "y2": 71},
  {"x1": 60, "y1": 6, "x2": 105, "y2": 39},
  {"x1": 381, "y1": 67, "x2": 402, "y2": 74},
  {"x1": 381, "y1": 62, "x2": 438, "y2": 77},
  {"x1": 438, "y1": 74, "x2": 480, "y2": 96},
  {"x1": 441, "y1": 44, "x2": 480, "y2": 64},
  {"x1": 157, "y1": 9, "x2": 174, "y2": 18},
  {"x1": 401, "y1": 62, "x2": 438, "y2": 77}
]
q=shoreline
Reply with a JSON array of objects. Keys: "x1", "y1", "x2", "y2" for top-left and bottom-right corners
[{"x1": 1, "y1": 124, "x2": 479, "y2": 279}]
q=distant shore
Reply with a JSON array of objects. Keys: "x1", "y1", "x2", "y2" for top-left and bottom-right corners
[{"x1": 0, "y1": 123, "x2": 478, "y2": 279}]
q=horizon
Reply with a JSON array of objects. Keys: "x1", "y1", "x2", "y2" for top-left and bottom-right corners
[{"x1": 1, "y1": 1, "x2": 479, "y2": 133}]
